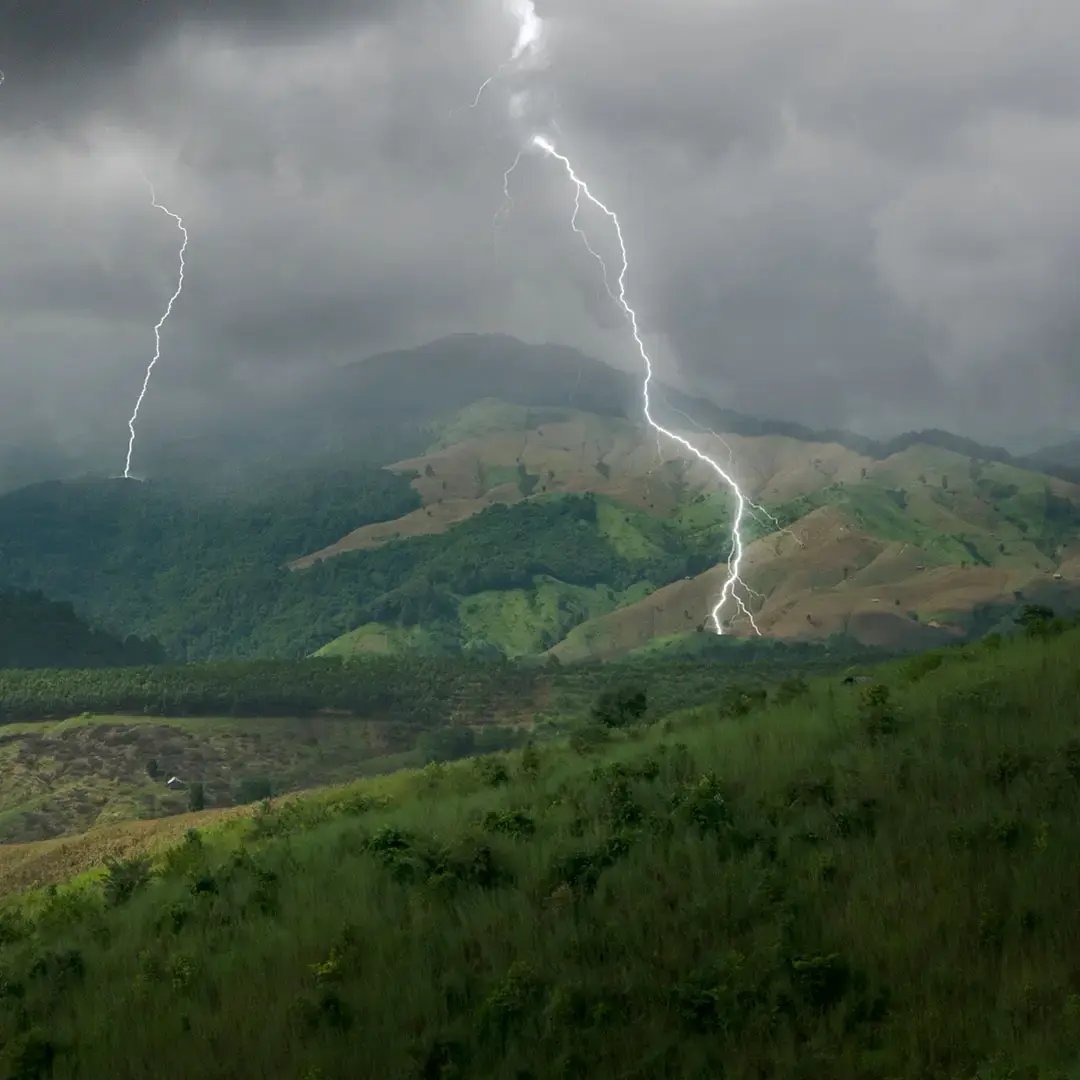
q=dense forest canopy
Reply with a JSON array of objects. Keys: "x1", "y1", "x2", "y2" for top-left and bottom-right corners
[
  {"x1": 0, "y1": 589, "x2": 163, "y2": 670},
  {"x1": 0, "y1": 477, "x2": 714, "y2": 662}
]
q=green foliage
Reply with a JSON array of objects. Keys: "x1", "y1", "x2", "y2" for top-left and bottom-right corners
[
  {"x1": 774, "y1": 675, "x2": 809, "y2": 704},
  {"x1": 0, "y1": 469, "x2": 421, "y2": 661},
  {"x1": 0, "y1": 473, "x2": 766, "y2": 663},
  {"x1": 3, "y1": 629, "x2": 1080, "y2": 1077},
  {"x1": 1016, "y1": 604, "x2": 1062, "y2": 638},
  {"x1": 0, "y1": 588, "x2": 162, "y2": 670},
  {"x1": 234, "y1": 776, "x2": 274, "y2": 805},
  {"x1": 0, "y1": 655, "x2": 494, "y2": 724},
  {"x1": 102, "y1": 856, "x2": 152, "y2": 907},
  {"x1": 720, "y1": 683, "x2": 768, "y2": 717},
  {"x1": 187, "y1": 783, "x2": 206, "y2": 813},
  {"x1": 590, "y1": 685, "x2": 647, "y2": 728}
]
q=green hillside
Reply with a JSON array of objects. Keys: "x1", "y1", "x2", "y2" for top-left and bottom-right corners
[
  {"x1": 0, "y1": 618, "x2": 1078, "y2": 1077},
  {"x1": 0, "y1": 478, "x2": 714, "y2": 662},
  {"x1": 0, "y1": 640, "x2": 873, "y2": 842},
  {"x1": 1, "y1": 343, "x2": 1078, "y2": 665},
  {"x1": 0, "y1": 590, "x2": 162, "y2": 670}
]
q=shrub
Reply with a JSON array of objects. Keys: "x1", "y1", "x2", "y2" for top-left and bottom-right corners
[
  {"x1": 161, "y1": 828, "x2": 205, "y2": 878},
  {"x1": 790, "y1": 953, "x2": 851, "y2": 1011},
  {"x1": 591, "y1": 686, "x2": 648, "y2": 728},
  {"x1": 234, "y1": 775, "x2": 274, "y2": 805},
  {"x1": 102, "y1": 855, "x2": 153, "y2": 907},
  {"x1": 672, "y1": 773, "x2": 732, "y2": 834},
  {"x1": 7, "y1": 1029, "x2": 58, "y2": 1080},
  {"x1": 474, "y1": 756, "x2": 510, "y2": 788},
  {"x1": 479, "y1": 962, "x2": 544, "y2": 1037},
  {"x1": 569, "y1": 724, "x2": 611, "y2": 755},
  {"x1": 672, "y1": 952, "x2": 757, "y2": 1033},
  {"x1": 518, "y1": 740, "x2": 541, "y2": 779},
  {"x1": 550, "y1": 835, "x2": 631, "y2": 895},
  {"x1": 482, "y1": 809, "x2": 536, "y2": 839},
  {"x1": 859, "y1": 684, "x2": 897, "y2": 739},
  {"x1": 720, "y1": 683, "x2": 767, "y2": 718}
]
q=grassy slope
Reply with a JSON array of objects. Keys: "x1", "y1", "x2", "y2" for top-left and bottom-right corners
[
  {"x1": 0, "y1": 643, "x2": 859, "y2": 844},
  {"x1": 1, "y1": 627, "x2": 1079, "y2": 1077}
]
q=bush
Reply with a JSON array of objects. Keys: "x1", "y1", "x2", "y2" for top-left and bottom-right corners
[
  {"x1": 591, "y1": 686, "x2": 648, "y2": 728},
  {"x1": 775, "y1": 676, "x2": 809, "y2": 704},
  {"x1": 1016, "y1": 603, "x2": 1057, "y2": 637},
  {"x1": 102, "y1": 856, "x2": 153, "y2": 907},
  {"x1": 482, "y1": 809, "x2": 536, "y2": 839},
  {"x1": 234, "y1": 776, "x2": 274, "y2": 805},
  {"x1": 859, "y1": 684, "x2": 897, "y2": 739},
  {"x1": 720, "y1": 683, "x2": 767, "y2": 718},
  {"x1": 474, "y1": 756, "x2": 510, "y2": 788}
]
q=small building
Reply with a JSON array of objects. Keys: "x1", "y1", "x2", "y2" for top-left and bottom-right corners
[{"x1": 166, "y1": 776, "x2": 186, "y2": 791}]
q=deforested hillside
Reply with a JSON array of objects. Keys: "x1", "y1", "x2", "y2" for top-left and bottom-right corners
[{"x1": 1, "y1": 338, "x2": 1078, "y2": 663}]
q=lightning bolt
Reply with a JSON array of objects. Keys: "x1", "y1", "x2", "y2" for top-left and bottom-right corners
[
  {"x1": 468, "y1": 0, "x2": 543, "y2": 110},
  {"x1": 124, "y1": 179, "x2": 188, "y2": 479},
  {"x1": 663, "y1": 399, "x2": 804, "y2": 547},
  {"x1": 470, "y1": 71, "x2": 502, "y2": 110},
  {"x1": 529, "y1": 135, "x2": 760, "y2": 635}
]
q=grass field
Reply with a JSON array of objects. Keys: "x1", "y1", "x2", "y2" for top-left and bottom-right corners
[{"x1": 0, "y1": 619, "x2": 1078, "y2": 1077}]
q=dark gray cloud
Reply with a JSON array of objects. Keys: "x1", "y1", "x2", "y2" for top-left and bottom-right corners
[
  {"x1": 1, "y1": 0, "x2": 1079, "y2": 481},
  {"x1": 1, "y1": 0, "x2": 392, "y2": 69}
]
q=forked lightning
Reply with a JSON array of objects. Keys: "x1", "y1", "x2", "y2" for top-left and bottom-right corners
[
  {"x1": 124, "y1": 181, "x2": 188, "y2": 479},
  {"x1": 529, "y1": 136, "x2": 761, "y2": 634}
]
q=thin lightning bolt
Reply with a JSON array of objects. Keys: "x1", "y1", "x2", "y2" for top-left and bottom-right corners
[
  {"x1": 530, "y1": 135, "x2": 760, "y2": 635},
  {"x1": 470, "y1": 70, "x2": 502, "y2": 110},
  {"x1": 664, "y1": 399, "x2": 804, "y2": 546},
  {"x1": 496, "y1": 150, "x2": 523, "y2": 226},
  {"x1": 468, "y1": 0, "x2": 543, "y2": 110},
  {"x1": 124, "y1": 179, "x2": 188, "y2": 479}
]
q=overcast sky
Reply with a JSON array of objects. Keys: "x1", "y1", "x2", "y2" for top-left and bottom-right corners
[{"x1": 1, "y1": 0, "x2": 1079, "y2": 471}]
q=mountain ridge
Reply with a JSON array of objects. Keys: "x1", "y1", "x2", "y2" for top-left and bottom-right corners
[{"x1": 2, "y1": 336, "x2": 1078, "y2": 663}]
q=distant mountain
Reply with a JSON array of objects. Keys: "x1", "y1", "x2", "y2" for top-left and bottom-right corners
[
  {"x1": 5, "y1": 334, "x2": 1078, "y2": 490},
  {"x1": 0, "y1": 588, "x2": 163, "y2": 670},
  {"x1": 1026, "y1": 436, "x2": 1080, "y2": 475},
  {"x1": 1, "y1": 335, "x2": 1078, "y2": 663},
  {"x1": 139, "y1": 334, "x2": 1080, "y2": 487}
]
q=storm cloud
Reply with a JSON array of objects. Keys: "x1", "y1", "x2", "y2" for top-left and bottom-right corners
[{"x1": 1, "y1": 0, "x2": 1078, "y2": 476}]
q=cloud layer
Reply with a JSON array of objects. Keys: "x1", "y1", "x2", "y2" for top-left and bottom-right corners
[{"x1": 1, "y1": 0, "x2": 1078, "y2": 475}]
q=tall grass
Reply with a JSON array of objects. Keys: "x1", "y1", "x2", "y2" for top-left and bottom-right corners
[{"x1": 1, "y1": 628, "x2": 1079, "y2": 1078}]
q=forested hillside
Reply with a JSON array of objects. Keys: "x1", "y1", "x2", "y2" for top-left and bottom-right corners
[
  {"x1": 0, "y1": 468, "x2": 421, "y2": 660},
  {"x1": 1, "y1": 339, "x2": 1078, "y2": 663},
  {"x1": 0, "y1": 590, "x2": 162, "y2": 670},
  {"x1": 0, "y1": 481, "x2": 720, "y2": 661}
]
